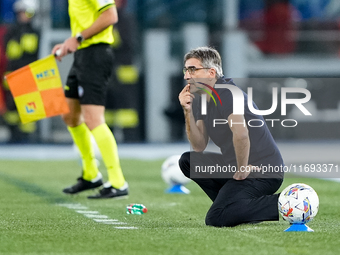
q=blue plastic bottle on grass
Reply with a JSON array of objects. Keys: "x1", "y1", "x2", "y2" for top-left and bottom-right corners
[{"x1": 126, "y1": 204, "x2": 148, "y2": 215}]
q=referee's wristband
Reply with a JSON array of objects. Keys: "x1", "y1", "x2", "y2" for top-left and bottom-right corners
[{"x1": 76, "y1": 32, "x2": 84, "y2": 44}]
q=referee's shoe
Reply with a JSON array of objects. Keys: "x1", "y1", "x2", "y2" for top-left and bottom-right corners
[
  {"x1": 63, "y1": 172, "x2": 103, "y2": 194},
  {"x1": 88, "y1": 182, "x2": 129, "y2": 199}
]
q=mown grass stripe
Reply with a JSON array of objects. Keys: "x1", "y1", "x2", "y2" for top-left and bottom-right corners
[
  {"x1": 0, "y1": 172, "x2": 138, "y2": 229},
  {"x1": 0, "y1": 171, "x2": 69, "y2": 204}
]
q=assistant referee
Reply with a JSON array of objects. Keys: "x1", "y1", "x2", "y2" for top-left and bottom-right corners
[{"x1": 52, "y1": 0, "x2": 128, "y2": 199}]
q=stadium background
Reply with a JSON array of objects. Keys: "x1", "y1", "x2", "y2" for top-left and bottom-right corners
[
  {"x1": 0, "y1": 1, "x2": 339, "y2": 254},
  {"x1": 0, "y1": 0, "x2": 339, "y2": 145}
]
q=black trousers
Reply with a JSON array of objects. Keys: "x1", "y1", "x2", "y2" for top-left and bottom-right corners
[{"x1": 179, "y1": 151, "x2": 283, "y2": 227}]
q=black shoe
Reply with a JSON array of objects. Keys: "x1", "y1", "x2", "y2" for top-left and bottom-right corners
[
  {"x1": 63, "y1": 176, "x2": 103, "y2": 194},
  {"x1": 88, "y1": 182, "x2": 128, "y2": 199}
]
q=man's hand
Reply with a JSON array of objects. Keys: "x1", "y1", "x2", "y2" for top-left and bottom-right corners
[
  {"x1": 179, "y1": 84, "x2": 195, "y2": 113},
  {"x1": 233, "y1": 164, "x2": 261, "y2": 180},
  {"x1": 51, "y1": 37, "x2": 79, "y2": 61}
]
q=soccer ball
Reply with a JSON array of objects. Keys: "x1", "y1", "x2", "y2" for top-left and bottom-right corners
[
  {"x1": 161, "y1": 155, "x2": 191, "y2": 186},
  {"x1": 278, "y1": 183, "x2": 319, "y2": 224}
]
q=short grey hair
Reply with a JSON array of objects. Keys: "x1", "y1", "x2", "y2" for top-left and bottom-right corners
[{"x1": 184, "y1": 46, "x2": 223, "y2": 78}]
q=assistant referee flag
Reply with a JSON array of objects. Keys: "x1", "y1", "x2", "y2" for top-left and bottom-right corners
[{"x1": 5, "y1": 55, "x2": 69, "y2": 124}]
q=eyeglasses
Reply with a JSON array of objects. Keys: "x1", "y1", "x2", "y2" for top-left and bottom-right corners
[{"x1": 183, "y1": 66, "x2": 210, "y2": 75}]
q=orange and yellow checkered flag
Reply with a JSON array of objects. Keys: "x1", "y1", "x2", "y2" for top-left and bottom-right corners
[{"x1": 5, "y1": 55, "x2": 69, "y2": 124}]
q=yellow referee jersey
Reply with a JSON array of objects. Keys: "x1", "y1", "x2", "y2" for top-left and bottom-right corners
[{"x1": 68, "y1": 0, "x2": 116, "y2": 49}]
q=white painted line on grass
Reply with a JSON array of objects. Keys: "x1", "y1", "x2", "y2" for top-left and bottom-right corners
[
  {"x1": 56, "y1": 203, "x2": 138, "y2": 230},
  {"x1": 93, "y1": 219, "x2": 119, "y2": 223},
  {"x1": 57, "y1": 203, "x2": 89, "y2": 210},
  {"x1": 115, "y1": 227, "x2": 138, "y2": 229},
  {"x1": 76, "y1": 210, "x2": 99, "y2": 214},
  {"x1": 84, "y1": 214, "x2": 109, "y2": 219},
  {"x1": 104, "y1": 222, "x2": 127, "y2": 225}
]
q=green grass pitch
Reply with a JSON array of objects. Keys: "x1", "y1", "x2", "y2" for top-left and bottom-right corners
[{"x1": 0, "y1": 159, "x2": 339, "y2": 255}]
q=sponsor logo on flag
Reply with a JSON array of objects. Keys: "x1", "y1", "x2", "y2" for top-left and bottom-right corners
[
  {"x1": 25, "y1": 102, "x2": 36, "y2": 113},
  {"x1": 5, "y1": 55, "x2": 69, "y2": 123}
]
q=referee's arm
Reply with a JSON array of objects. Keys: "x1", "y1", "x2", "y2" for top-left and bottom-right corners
[
  {"x1": 81, "y1": 6, "x2": 118, "y2": 41},
  {"x1": 52, "y1": 6, "x2": 118, "y2": 60}
]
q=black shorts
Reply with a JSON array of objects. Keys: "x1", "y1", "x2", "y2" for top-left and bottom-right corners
[{"x1": 65, "y1": 43, "x2": 113, "y2": 105}]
